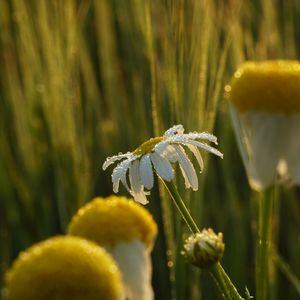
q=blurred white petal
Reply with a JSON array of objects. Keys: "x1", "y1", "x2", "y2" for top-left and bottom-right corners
[
  {"x1": 108, "y1": 240, "x2": 154, "y2": 300},
  {"x1": 285, "y1": 116, "x2": 300, "y2": 184},
  {"x1": 229, "y1": 106, "x2": 250, "y2": 172},
  {"x1": 173, "y1": 145, "x2": 198, "y2": 190},
  {"x1": 241, "y1": 112, "x2": 285, "y2": 191},
  {"x1": 150, "y1": 152, "x2": 174, "y2": 181},
  {"x1": 139, "y1": 154, "x2": 154, "y2": 189}
]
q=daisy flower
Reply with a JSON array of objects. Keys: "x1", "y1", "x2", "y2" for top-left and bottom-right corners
[
  {"x1": 5, "y1": 236, "x2": 124, "y2": 300},
  {"x1": 102, "y1": 124, "x2": 223, "y2": 204},
  {"x1": 68, "y1": 196, "x2": 158, "y2": 300},
  {"x1": 226, "y1": 60, "x2": 300, "y2": 191}
]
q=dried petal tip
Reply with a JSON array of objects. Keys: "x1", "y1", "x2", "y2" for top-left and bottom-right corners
[{"x1": 183, "y1": 228, "x2": 225, "y2": 268}]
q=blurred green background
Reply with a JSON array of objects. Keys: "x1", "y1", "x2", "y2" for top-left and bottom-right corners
[{"x1": 1, "y1": 0, "x2": 300, "y2": 299}]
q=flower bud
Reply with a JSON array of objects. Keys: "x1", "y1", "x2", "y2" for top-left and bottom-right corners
[{"x1": 183, "y1": 228, "x2": 225, "y2": 268}]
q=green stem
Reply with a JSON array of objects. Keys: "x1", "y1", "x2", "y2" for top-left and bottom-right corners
[
  {"x1": 209, "y1": 262, "x2": 244, "y2": 300},
  {"x1": 272, "y1": 248, "x2": 300, "y2": 294},
  {"x1": 256, "y1": 188, "x2": 274, "y2": 300},
  {"x1": 162, "y1": 179, "x2": 245, "y2": 300},
  {"x1": 210, "y1": 263, "x2": 233, "y2": 299},
  {"x1": 162, "y1": 180, "x2": 200, "y2": 234}
]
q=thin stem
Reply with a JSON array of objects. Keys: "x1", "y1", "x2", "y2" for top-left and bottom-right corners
[
  {"x1": 272, "y1": 248, "x2": 300, "y2": 294},
  {"x1": 161, "y1": 179, "x2": 245, "y2": 300},
  {"x1": 162, "y1": 180, "x2": 200, "y2": 234},
  {"x1": 256, "y1": 188, "x2": 274, "y2": 300},
  {"x1": 215, "y1": 263, "x2": 245, "y2": 300},
  {"x1": 209, "y1": 263, "x2": 232, "y2": 299}
]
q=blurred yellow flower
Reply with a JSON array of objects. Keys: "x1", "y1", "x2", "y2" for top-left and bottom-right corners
[
  {"x1": 5, "y1": 236, "x2": 123, "y2": 300},
  {"x1": 68, "y1": 196, "x2": 158, "y2": 300},
  {"x1": 226, "y1": 60, "x2": 300, "y2": 190}
]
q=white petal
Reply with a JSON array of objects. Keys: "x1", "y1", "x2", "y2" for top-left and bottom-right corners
[
  {"x1": 161, "y1": 145, "x2": 178, "y2": 163},
  {"x1": 102, "y1": 152, "x2": 133, "y2": 170},
  {"x1": 182, "y1": 139, "x2": 223, "y2": 158},
  {"x1": 154, "y1": 142, "x2": 178, "y2": 163},
  {"x1": 186, "y1": 144, "x2": 204, "y2": 172},
  {"x1": 150, "y1": 152, "x2": 174, "y2": 181},
  {"x1": 173, "y1": 145, "x2": 198, "y2": 190},
  {"x1": 163, "y1": 124, "x2": 184, "y2": 137},
  {"x1": 129, "y1": 160, "x2": 142, "y2": 193},
  {"x1": 121, "y1": 173, "x2": 131, "y2": 193},
  {"x1": 109, "y1": 240, "x2": 154, "y2": 300},
  {"x1": 153, "y1": 141, "x2": 169, "y2": 155},
  {"x1": 112, "y1": 156, "x2": 138, "y2": 193},
  {"x1": 228, "y1": 105, "x2": 250, "y2": 168},
  {"x1": 139, "y1": 154, "x2": 154, "y2": 189},
  {"x1": 183, "y1": 132, "x2": 218, "y2": 144},
  {"x1": 129, "y1": 160, "x2": 149, "y2": 204},
  {"x1": 131, "y1": 189, "x2": 149, "y2": 205},
  {"x1": 113, "y1": 179, "x2": 120, "y2": 194},
  {"x1": 284, "y1": 115, "x2": 300, "y2": 185},
  {"x1": 238, "y1": 111, "x2": 284, "y2": 191}
]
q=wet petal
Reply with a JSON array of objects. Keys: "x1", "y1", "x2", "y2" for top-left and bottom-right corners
[
  {"x1": 161, "y1": 145, "x2": 178, "y2": 163},
  {"x1": 150, "y1": 152, "x2": 174, "y2": 181},
  {"x1": 139, "y1": 154, "x2": 154, "y2": 190},
  {"x1": 183, "y1": 132, "x2": 218, "y2": 144},
  {"x1": 183, "y1": 140, "x2": 223, "y2": 158},
  {"x1": 112, "y1": 156, "x2": 138, "y2": 193},
  {"x1": 103, "y1": 152, "x2": 133, "y2": 170},
  {"x1": 173, "y1": 145, "x2": 198, "y2": 190},
  {"x1": 186, "y1": 144, "x2": 204, "y2": 172},
  {"x1": 129, "y1": 160, "x2": 149, "y2": 204},
  {"x1": 121, "y1": 173, "x2": 131, "y2": 193},
  {"x1": 163, "y1": 124, "x2": 184, "y2": 137},
  {"x1": 154, "y1": 141, "x2": 169, "y2": 155}
]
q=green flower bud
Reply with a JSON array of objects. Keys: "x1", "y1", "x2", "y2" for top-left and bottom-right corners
[{"x1": 183, "y1": 228, "x2": 225, "y2": 268}]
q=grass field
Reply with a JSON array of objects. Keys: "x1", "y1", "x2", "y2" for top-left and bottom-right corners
[{"x1": 1, "y1": 0, "x2": 300, "y2": 299}]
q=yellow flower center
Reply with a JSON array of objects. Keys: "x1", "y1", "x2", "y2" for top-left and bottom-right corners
[
  {"x1": 133, "y1": 136, "x2": 165, "y2": 155},
  {"x1": 226, "y1": 60, "x2": 300, "y2": 114},
  {"x1": 68, "y1": 196, "x2": 158, "y2": 248},
  {"x1": 5, "y1": 236, "x2": 123, "y2": 300}
]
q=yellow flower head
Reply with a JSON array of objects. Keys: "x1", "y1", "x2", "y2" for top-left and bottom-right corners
[
  {"x1": 226, "y1": 60, "x2": 300, "y2": 114},
  {"x1": 226, "y1": 60, "x2": 300, "y2": 190},
  {"x1": 5, "y1": 236, "x2": 123, "y2": 300},
  {"x1": 68, "y1": 196, "x2": 157, "y2": 248}
]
